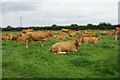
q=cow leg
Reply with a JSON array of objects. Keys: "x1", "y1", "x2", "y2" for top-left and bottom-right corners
[
  {"x1": 25, "y1": 40, "x2": 29, "y2": 48},
  {"x1": 71, "y1": 49, "x2": 78, "y2": 52},
  {"x1": 57, "y1": 48, "x2": 66, "y2": 54},
  {"x1": 115, "y1": 36, "x2": 117, "y2": 40},
  {"x1": 41, "y1": 40, "x2": 45, "y2": 47}
]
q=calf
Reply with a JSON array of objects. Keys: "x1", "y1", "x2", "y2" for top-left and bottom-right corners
[{"x1": 50, "y1": 38, "x2": 82, "y2": 54}]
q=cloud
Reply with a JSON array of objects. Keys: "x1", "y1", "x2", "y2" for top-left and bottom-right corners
[
  {"x1": 2, "y1": 2, "x2": 37, "y2": 14},
  {"x1": 0, "y1": 0, "x2": 118, "y2": 27}
]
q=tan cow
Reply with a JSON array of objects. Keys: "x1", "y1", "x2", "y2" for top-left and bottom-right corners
[
  {"x1": 25, "y1": 31, "x2": 53, "y2": 48},
  {"x1": 54, "y1": 34, "x2": 69, "y2": 40},
  {"x1": 50, "y1": 38, "x2": 82, "y2": 54},
  {"x1": 13, "y1": 31, "x2": 53, "y2": 48},
  {"x1": 17, "y1": 33, "x2": 25, "y2": 37},
  {"x1": 83, "y1": 31, "x2": 90, "y2": 34},
  {"x1": 79, "y1": 34, "x2": 92, "y2": 38},
  {"x1": 97, "y1": 37, "x2": 102, "y2": 41},
  {"x1": 22, "y1": 29, "x2": 35, "y2": 34},
  {"x1": 69, "y1": 33, "x2": 76, "y2": 37},
  {"x1": 58, "y1": 32, "x2": 66, "y2": 35},
  {"x1": 75, "y1": 30, "x2": 80, "y2": 34},
  {"x1": 2, "y1": 36, "x2": 9, "y2": 40},
  {"x1": 79, "y1": 37, "x2": 99, "y2": 44},
  {"x1": 115, "y1": 27, "x2": 120, "y2": 40},
  {"x1": 6, "y1": 34, "x2": 14, "y2": 40},
  {"x1": 61, "y1": 29, "x2": 71, "y2": 33},
  {"x1": 101, "y1": 30, "x2": 115, "y2": 35},
  {"x1": 68, "y1": 31, "x2": 74, "y2": 34},
  {"x1": 88, "y1": 33, "x2": 98, "y2": 37}
]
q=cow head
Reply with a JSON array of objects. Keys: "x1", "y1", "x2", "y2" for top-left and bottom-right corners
[{"x1": 76, "y1": 38, "x2": 82, "y2": 46}]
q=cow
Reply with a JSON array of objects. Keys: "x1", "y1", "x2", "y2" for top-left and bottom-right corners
[
  {"x1": 83, "y1": 31, "x2": 90, "y2": 34},
  {"x1": 97, "y1": 37, "x2": 102, "y2": 41},
  {"x1": 17, "y1": 33, "x2": 25, "y2": 37},
  {"x1": 101, "y1": 30, "x2": 115, "y2": 35},
  {"x1": 79, "y1": 37, "x2": 99, "y2": 44},
  {"x1": 58, "y1": 32, "x2": 66, "y2": 35},
  {"x1": 75, "y1": 30, "x2": 80, "y2": 34},
  {"x1": 1, "y1": 36, "x2": 9, "y2": 40},
  {"x1": 13, "y1": 31, "x2": 53, "y2": 48},
  {"x1": 50, "y1": 38, "x2": 82, "y2": 54},
  {"x1": 68, "y1": 31, "x2": 74, "y2": 34},
  {"x1": 47, "y1": 36, "x2": 53, "y2": 40},
  {"x1": 22, "y1": 29, "x2": 35, "y2": 34},
  {"x1": 88, "y1": 33, "x2": 98, "y2": 37},
  {"x1": 80, "y1": 33, "x2": 97, "y2": 37},
  {"x1": 79, "y1": 34, "x2": 91, "y2": 38},
  {"x1": 5, "y1": 34, "x2": 14, "y2": 40},
  {"x1": 61, "y1": 29, "x2": 71, "y2": 33},
  {"x1": 115, "y1": 27, "x2": 120, "y2": 40},
  {"x1": 24, "y1": 31, "x2": 54, "y2": 48},
  {"x1": 69, "y1": 33, "x2": 76, "y2": 37},
  {"x1": 53, "y1": 34, "x2": 69, "y2": 40}
]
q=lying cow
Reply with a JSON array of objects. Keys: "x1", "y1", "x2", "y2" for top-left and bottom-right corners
[
  {"x1": 88, "y1": 33, "x2": 98, "y2": 37},
  {"x1": 69, "y1": 33, "x2": 76, "y2": 37},
  {"x1": 75, "y1": 30, "x2": 80, "y2": 34},
  {"x1": 1, "y1": 36, "x2": 9, "y2": 40},
  {"x1": 6, "y1": 34, "x2": 14, "y2": 40},
  {"x1": 22, "y1": 29, "x2": 35, "y2": 34},
  {"x1": 83, "y1": 31, "x2": 90, "y2": 34},
  {"x1": 17, "y1": 33, "x2": 25, "y2": 37},
  {"x1": 68, "y1": 31, "x2": 74, "y2": 34},
  {"x1": 101, "y1": 30, "x2": 115, "y2": 35},
  {"x1": 50, "y1": 38, "x2": 82, "y2": 54},
  {"x1": 61, "y1": 29, "x2": 71, "y2": 33},
  {"x1": 53, "y1": 34, "x2": 69, "y2": 40},
  {"x1": 79, "y1": 37, "x2": 99, "y2": 44}
]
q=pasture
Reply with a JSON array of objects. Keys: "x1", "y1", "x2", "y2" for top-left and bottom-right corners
[{"x1": 2, "y1": 30, "x2": 118, "y2": 78}]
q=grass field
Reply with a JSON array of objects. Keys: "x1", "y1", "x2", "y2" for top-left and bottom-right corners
[{"x1": 2, "y1": 30, "x2": 118, "y2": 78}]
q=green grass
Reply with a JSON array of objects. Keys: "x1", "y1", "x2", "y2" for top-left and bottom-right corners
[{"x1": 2, "y1": 30, "x2": 118, "y2": 78}]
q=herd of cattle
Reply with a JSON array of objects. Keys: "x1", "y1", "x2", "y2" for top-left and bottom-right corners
[{"x1": 0, "y1": 27, "x2": 120, "y2": 54}]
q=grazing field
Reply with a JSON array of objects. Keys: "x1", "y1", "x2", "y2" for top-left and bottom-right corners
[{"x1": 2, "y1": 30, "x2": 118, "y2": 78}]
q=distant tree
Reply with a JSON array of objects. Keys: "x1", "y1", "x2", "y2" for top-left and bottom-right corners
[
  {"x1": 51, "y1": 24, "x2": 57, "y2": 30},
  {"x1": 70, "y1": 24, "x2": 78, "y2": 27},
  {"x1": 98, "y1": 22, "x2": 111, "y2": 27},
  {"x1": 52, "y1": 24, "x2": 57, "y2": 27},
  {"x1": 7, "y1": 25, "x2": 13, "y2": 28},
  {"x1": 87, "y1": 24, "x2": 92, "y2": 26}
]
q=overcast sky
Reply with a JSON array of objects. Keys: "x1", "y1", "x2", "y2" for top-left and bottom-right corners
[{"x1": 0, "y1": 0, "x2": 119, "y2": 27}]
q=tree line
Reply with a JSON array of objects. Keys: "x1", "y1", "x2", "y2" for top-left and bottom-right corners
[{"x1": 1, "y1": 22, "x2": 120, "y2": 31}]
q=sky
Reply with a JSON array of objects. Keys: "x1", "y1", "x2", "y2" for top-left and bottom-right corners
[{"x1": 0, "y1": 0, "x2": 119, "y2": 27}]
